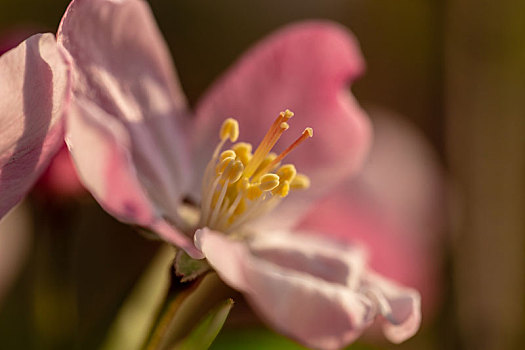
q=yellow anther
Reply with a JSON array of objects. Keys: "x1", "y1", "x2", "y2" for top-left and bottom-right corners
[
  {"x1": 220, "y1": 150, "x2": 236, "y2": 161},
  {"x1": 216, "y1": 156, "x2": 235, "y2": 175},
  {"x1": 280, "y1": 122, "x2": 289, "y2": 130},
  {"x1": 232, "y1": 142, "x2": 252, "y2": 154},
  {"x1": 259, "y1": 173, "x2": 280, "y2": 191},
  {"x1": 232, "y1": 161, "x2": 245, "y2": 182},
  {"x1": 276, "y1": 164, "x2": 297, "y2": 182},
  {"x1": 232, "y1": 142, "x2": 253, "y2": 165},
  {"x1": 222, "y1": 160, "x2": 244, "y2": 183},
  {"x1": 272, "y1": 180, "x2": 290, "y2": 198},
  {"x1": 220, "y1": 118, "x2": 239, "y2": 142},
  {"x1": 290, "y1": 173, "x2": 310, "y2": 190},
  {"x1": 246, "y1": 185, "x2": 263, "y2": 200}
]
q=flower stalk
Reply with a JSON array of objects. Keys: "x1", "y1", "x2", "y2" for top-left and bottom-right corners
[{"x1": 142, "y1": 269, "x2": 232, "y2": 350}]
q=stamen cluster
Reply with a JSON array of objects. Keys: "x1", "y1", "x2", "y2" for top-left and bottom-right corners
[{"x1": 199, "y1": 110, "x2": 312, "y2": 233}]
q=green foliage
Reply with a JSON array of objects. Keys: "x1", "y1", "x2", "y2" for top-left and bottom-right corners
[
  {"x1": 174, "y1": 250, "x2": 210, "y2": 282},
  {"x1": 173, "y1": 299, "x2": 234, "y2": 350},
  {"x1": 211, "y1": 327, "x2": 380, "y2": 350}
]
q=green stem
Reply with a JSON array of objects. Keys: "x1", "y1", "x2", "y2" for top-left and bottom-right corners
[
  {"x1": 142, "y1": 271, "x2": 232, "y2": 350},
  {"x1": 142, "y1": 273, "x2": 204, "y2": 350}
]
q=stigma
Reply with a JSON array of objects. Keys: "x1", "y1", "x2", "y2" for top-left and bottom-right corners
[{"x1": 199, "y1": 109, "x2": 312, "y2": 233}]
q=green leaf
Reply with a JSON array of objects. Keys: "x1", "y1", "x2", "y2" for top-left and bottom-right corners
[
  {"x1": 142, "y1": 272, "x2": 234, "y2": 350},
  {"x1": 174, "y1": 250, "x2": 210, "y2": 282},
  {"x1": 211, "y1": 327, "x2": 381, "y2": 350},
  {"x1": 173, "y1": 299, "x2": 234, "y2": 350}
]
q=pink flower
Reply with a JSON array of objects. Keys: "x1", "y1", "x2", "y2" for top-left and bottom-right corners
[
  {"x1": 1, "y1": 0, "x2": 421, "y2": 348},
  {"x1": 0, "y1": 32, "x2": 71, "y2": 218}
]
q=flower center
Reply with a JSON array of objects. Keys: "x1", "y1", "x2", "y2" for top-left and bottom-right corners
[{"x1": 199, "y1": 109, "x2": 312, "y2": 233}]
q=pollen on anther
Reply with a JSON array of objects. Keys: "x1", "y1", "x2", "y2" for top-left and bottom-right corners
[
  {"x1": 259, "y1": 173, "x2": 280, "y2": 191},
  {"x1": 232, "y1": 142, "x2": 253, "y2": 165},
  {"x1": 277, "y1": 164, "x2": 297, "y2": 182},
  {"x1": 226, "y1": 161, "x2": 244, "y2": 183},
  {"x1": 220, "y1": 150, "x2": 236, "y2": 161},
  {"x1": 290, "y1": 174, "x2": 310, "y2": 190},
  {"x1": 220, "y1": 118, "x2": 239, "y2": 142},
  {"x1": 216, "y1": 156, "x2": 234, "y2": 175},
  {"x1": 272, "y1": 180, "x2": 290, "y2": 197}
]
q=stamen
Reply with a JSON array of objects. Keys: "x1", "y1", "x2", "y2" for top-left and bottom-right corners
[
  {"x1": 223, "y1": 160, "x2": 244, "y2": 183},
  {"x1": 200, "y1": 110, "x2": 311, "y2": 233},
  {"x1": 220, "y1": 118, "x2": 239, "y2": 142},
  {"x1": 216, "y1": 156, "x2": 235, "y2": 175},
  {"x1": 259, "y1": 173, "x2": 280, "y2": 191},
  {"x1": 290, "y1": 173, "x2": 310, "y2": 190},
  {"x1": 272, "y1": 180, "x2": 290, "y2": 197},
  {"x1": 220, "y1": 150, "x2": 236, "y2": 161},
  {"x1": 231, "y1": 142, "x2": 253, "y2": 165},
  {"x1": 276, "y1": 164, "x2": 297, "y2": 182}
]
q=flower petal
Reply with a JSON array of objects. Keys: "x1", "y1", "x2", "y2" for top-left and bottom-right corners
[
  {"x1": 57, "y1": 0, "x2": 192, "y2": 219},
  {"x1": 192, "y1": 21, "x2": 371, "y2": 226},
  {"x1": 195, "y1": 228, "x2": 375, "y2": 350},
  {"x1": 66, "y1": 97, "x2": 201, "y2": 258},
  {"x1": 0, "y1": 33, "x2": 70, "y2": 218},
  {"x1": 363, "y1": 271, "x2": 421, "y2": 343},
  {"x1": 247, "y1": 229, "x2": 367, "y2": 289},
  {"x1": 298, "y1": 109, "x2": 445, "y2": 315},
  {"x1": 357, "y1": 109, "x2": 446, "y2": 237}
]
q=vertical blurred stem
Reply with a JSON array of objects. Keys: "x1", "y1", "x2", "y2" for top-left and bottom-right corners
[
  {"x1": 445, "y1": 1, "x2": 525, "y2": 349},
  {"x1": 142, "y1": 274, "x2": 203, "y2": 350},
  {"x1": 32, "y1": 201, "x2": 79, "y2": 349},
  {"x1": 142, "y1": 272, "x2": 232, "y2": 350}
]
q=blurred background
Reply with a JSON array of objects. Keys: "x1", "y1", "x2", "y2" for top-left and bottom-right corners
[{"x1": 0, "y1": 0, "x2": 524, "y2": 349}]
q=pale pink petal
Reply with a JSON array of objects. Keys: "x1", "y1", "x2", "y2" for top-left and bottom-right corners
[
  {"x1": 247, "y1": 229, "x2": 367, "y2": 290},
  {"x1": 298, "y1": 110, "x2": 445, "y2": 315},
  {"x1": 363, "y1": 271, "x2": 421, "y2": 343},
  {"x1": 358, "y1": 109, "x2": 446, "y2": 237},
  {"x1": 57, "y1": 0, "x2": 192, "y2": 220},
  {"x1": 191, "y1": 22, "x2": 371, "y2": 226},
  {"x1": 297, "y1": 191, "x2": 433, "y2": 312},
  {"x1": 0, "y1": 33, "x2": 70, "y2": 218},
  {"x1": 67, "y1": 97, "x2": 201, "y2": 258},
  {"x1": 195, "y1": 228, "x2": 375, "y2": 350}
]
